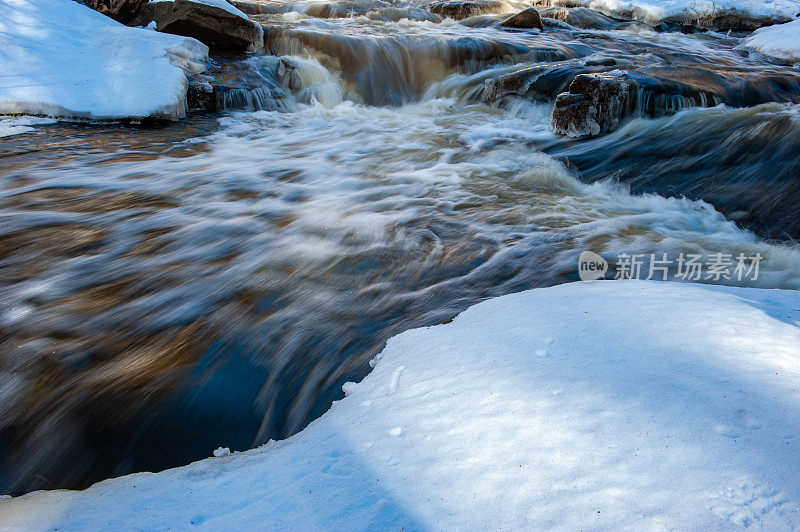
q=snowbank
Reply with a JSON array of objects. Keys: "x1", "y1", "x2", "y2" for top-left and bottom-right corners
[
  {"x1": 0, "y1": 117, "x2": 55, "y2": 138},
  {"x1": 533, "y1": 0, "x2": 800, "y2": 25},
  {"x1": 742, "y1": 18, "x2": 800, "y2": 61},
  {"x1": 0, "y1": 0, "x2": 208, "y2": 120},
  {"x1": 2, "y1": 280, "x2": 800, "y2": 529}
]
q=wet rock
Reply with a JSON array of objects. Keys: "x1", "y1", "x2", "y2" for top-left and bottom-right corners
[
  {"x1": 585, "y1": 57, "x2": 617, "y2": 67},
  {"x1": 187, "y1": 81, "x2": 217, "y2": 112},
  {"x1": 551, "y1": 72, "x2": 638, "y2": 137},
  {"x1": 500, "y1": 7, "x2": 544, "y2": 30},
  {"x1": 545, "y1": 103, "x2": 800, "y2": 240},
  {"x1": 186, "y1": 57, "x2": 295, "y2": 112},
  {"x1": 540, "y1": 6, "x2": 627, "y2": 30},
  {"x1": 481, "y1": 60, "x2": 618, "y2": 105},
  {"x1": 230, "y1": 0, "x2": 280, "y2": 15},
  {"x1": 85, "y1": 0, "x2": 145, "y2": 24},
  {"x1": 659, "y1": 13, "x2": 792, "y2": 32},
  {"x1": 428, "y1": 0, "x2": 502, "y2": 20},
  {"x1": 551, "y1": 66, "x2": 800, "y2": 138},
  {"x1": 134, "y1": 0, "x2": 264, "y2": 53}
]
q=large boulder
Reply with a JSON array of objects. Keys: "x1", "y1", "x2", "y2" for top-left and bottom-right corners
[
  {"x1": 551, "y1": 72, "x2": 638, "y2": 138},
  {"x1": 481, "y1": 60, "x2": 620, "y2": 105},
  {"x1": 550, "y1": 69, "x2": 747, "y2": 138},
  {"x1": 500, "y1": 7, "x2": 543, "y2": 30},
  {"x1": 86, "y1": 0, "x2": 146, "y2": 23},
  {"x1": 428, "y1": 0, "x2": 502, "y2": 20},
  {"x1": 135, "y1": 0, "x2": 263, "y2": 53}
]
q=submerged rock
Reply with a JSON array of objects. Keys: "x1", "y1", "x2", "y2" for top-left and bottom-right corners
[
  {"x1": 551, "y1": 72, "x2": 638, "y2": 137},
  {"x1": 135, "y1": 0, "x2": 264, "y2": 53},
  {"x1": 85, "y1": 0, "x2": 146, "y2": 24},
  {"x1": 428, "y1": 0, "x2": 502, "y2": 20},
  {"x1": 539, "y1": 6, "x2": 629, "y2": 30},
  {"x1": 500, "y1": 7, "x2": 544, "y2": 30}
]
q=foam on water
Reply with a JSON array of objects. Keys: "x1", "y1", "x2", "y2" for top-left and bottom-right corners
[{"x1": 2, "y1": 22, "x2": 800, "y2": 492}]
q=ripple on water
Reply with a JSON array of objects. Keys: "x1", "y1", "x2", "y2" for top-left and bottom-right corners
[{"x1": 1, "y1": 88, "x2": 799, "y2": 494}]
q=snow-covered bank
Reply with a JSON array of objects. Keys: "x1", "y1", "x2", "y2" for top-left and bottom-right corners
[
  {"x1": 0, "y1": 116, "x2": 55, "y2": 138},
  {"x1": 0, "y1": 0, "x2": 208, "y2": 120},
  {"x1": 742, "y1": 18, "x2": 800, "y2": 61},
  {"x1": 2, "y1": 280, "x2": 800, "y2": 529},
  {"x1": 534, "y1": 0, "x2": 800, "y2": 25}
]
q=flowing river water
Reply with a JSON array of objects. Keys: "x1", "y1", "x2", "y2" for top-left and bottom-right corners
[{"x1": 2, "y1": 1, "x2": 800, "y2": 494}]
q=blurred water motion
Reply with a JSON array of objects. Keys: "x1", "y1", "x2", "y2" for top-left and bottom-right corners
[{"x1": 2, "y1": 3, "x2": 800, "y2": 495}]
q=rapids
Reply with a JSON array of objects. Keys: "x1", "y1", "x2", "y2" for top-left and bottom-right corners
[{"x1": 1, "y1": 0, "x2": 799, "y2": 495}]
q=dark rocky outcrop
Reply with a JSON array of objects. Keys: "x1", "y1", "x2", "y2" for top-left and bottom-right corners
[
  {"x1": 500, "y1": 7, "x2": 544, "y2": 30},
  {"x1": 480, "y1": 59, "x2": 621, "y2": 106},
  {"x1": 187, "y1": 81, "x2": 217, "y2": 112},
  {"x1": 550, "y1": 68, "x2": 800, "y2": 138},
  {"x1": 551, "y1": 72, "x2": 638, "y2": 137},
  {"x1": 134, "y1": 0, "x2": 263, "y2": 52},
  {"x1": 85, "y1": 0, "x2": 145, "y2": 24},
  {"x1": 658, "y1": 13, "x2": 793, "y2": 32},
  {"x1": 428, "y1": 0, "x2": 502, "y2": 20}
]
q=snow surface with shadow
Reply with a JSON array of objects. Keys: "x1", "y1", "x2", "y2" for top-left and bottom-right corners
[{"x1": 1, "y1": 280, "x2": 800, "y2": 530}]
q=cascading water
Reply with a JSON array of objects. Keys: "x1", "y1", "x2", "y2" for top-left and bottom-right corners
[{"x1": 1, "y1": 0, "x2": 799, "y2": 496}]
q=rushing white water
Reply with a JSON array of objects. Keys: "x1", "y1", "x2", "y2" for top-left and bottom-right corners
[{"x1": 2, "y1": 3, "x2": 800, "y2": 496}]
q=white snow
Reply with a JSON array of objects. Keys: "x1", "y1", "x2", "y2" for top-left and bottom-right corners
[
  {"x1": 533, "y1": 0, "x2": 800, "y2": 24},
  {"x1": 0, "y1": 0, "x2": 209, "y2": 120},
  {"x1": 151, "y1": 0, "x2": 251, "y2": 20},
  {"x1": 0, "y1": 116, "x2": 55, "y2": 138},
  {"x1": 742, "y1": 18, "x2": 800, "y2": 61},
  {"x1": 2, "y1": 280, "x2": 800, "y2": 529}
]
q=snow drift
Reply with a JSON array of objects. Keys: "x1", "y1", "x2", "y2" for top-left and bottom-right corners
[
  {"x1": 1, "y1": 280, "x2": 799, "y2": 529},
  {"x1": 0, "y1": 0, "x2": 208, "y2": 120},
  {"x1": 742, "y1": 18, "x2": 800, "y2": 62}
]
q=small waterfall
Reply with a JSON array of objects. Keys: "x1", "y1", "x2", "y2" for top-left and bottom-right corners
[
  {"x1": 206, "y1": 55, "x2": 344, "y2": 111},
  {"x1": 217, "y1": 86, "x2": 292, "y2": 111},
  {"x1": 262, "y1": 20, "x2": 587, "y2": 105}
]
